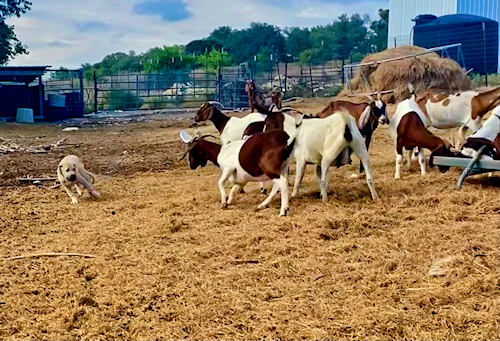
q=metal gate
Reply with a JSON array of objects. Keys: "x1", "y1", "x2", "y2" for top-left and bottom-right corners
[{"x1": 44, "y1": 69, "x2": 85, "y2": 117}]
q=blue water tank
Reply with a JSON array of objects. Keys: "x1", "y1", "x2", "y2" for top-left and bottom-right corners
[{"x1": 413, "y1": 14, "x2": 499, "y2": 74}]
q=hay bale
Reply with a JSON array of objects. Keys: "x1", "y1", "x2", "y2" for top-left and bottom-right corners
[{"x1": 341, "y1": 46, "x2": 472, "y2": 103}]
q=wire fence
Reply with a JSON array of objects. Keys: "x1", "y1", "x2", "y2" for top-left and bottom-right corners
[{"x1": 44, "y1": 61, "x2": 343, "y2": 113}]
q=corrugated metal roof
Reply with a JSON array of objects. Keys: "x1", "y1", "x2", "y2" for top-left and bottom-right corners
[
  {"x1": 0, "y1": 66, "x2": 51, "y2": 71},
  {"x1": 0, "y1": 66, "x2": 51, "y2": 83}
]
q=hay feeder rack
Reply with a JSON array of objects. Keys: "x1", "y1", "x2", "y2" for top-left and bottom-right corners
[{"x1": 432, "y1": 146, "x2": 500, "y2": 189}]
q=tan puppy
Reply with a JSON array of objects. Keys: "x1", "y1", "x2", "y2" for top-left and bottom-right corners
[{"x1": 57, "y1": 155, "x2": 101, "y2": 204}]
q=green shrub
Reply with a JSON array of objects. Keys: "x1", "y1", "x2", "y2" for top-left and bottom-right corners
[
  {"x1": 140, "y1": 96, "x2": 168, "y2": 110},
  {"x1": 104, "y1": 91, "x2": 142, "y2": 110},
  {"x1": 471, "y1": 73, "x2": 499, "y2": 88}
]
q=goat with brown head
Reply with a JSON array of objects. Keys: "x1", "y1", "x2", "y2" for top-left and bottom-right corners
[{"x1": 179, "y1": 131, "x2": 221, "y2": 170}]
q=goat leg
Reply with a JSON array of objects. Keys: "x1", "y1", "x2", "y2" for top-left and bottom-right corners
[
  {"x1": 418, "y1": 148, "x2": 427, "y2": 175},
  {"x1": 257, "y1": 181, "x2": 280, "y2": 210}
]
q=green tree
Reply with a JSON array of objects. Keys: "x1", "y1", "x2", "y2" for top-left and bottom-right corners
[
  {"x1": 299, "y1": 48, "x2": 322, "y2": 65},
  {"x1": 284, "y1": 27, "x2": 311, "y2": 59},
  {"x1": 49, "y1": 67, "x2": 71, "y2": 80},
  {"x1": 329, "y1": 13, "x2": 369, "y2": 60},
  {"x1": 368, "y1": 9, "x2": 389, "y2": 52},
  {"x1": 81, "y1": 63, "x2": 94, "y2": 80},
  {"x1": 0, "y1": 0, "x2": 32, "y2": 65},
  {"x1": 141, "y1": 45, "x2": 194, "y2": 73},
  {"x1": 208, "y1": 26, "x2": 233, "y2": 46},
  {"x1": 225, "y1": 23, "x2": 285, "y2": 64},
  {"x1": 196, "y1": 49, "x2": 232, "y2": 71},
  {"x1": 186, "y1": 38, "x2": 222, "y2": 55}
]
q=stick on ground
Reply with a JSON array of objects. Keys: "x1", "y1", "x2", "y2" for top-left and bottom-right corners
[
  {"x1": 3, "y1": 252, "x2": 96, "y2": 260},
  {"x1": 17, "y1": 178, "x2": 58, "y2": 182}
]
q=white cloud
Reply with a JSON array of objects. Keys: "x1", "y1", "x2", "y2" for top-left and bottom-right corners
[{"x1": 8, "y1": 0, "x2": 388, "y2": 68}]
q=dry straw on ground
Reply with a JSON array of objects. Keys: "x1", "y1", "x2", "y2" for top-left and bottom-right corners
[
  {"x1": 0, "y1": 100, "x2": 498, "y2": 340},
  {"x1": 341, "y1": 46, "x2": 473, "y2": 103}
]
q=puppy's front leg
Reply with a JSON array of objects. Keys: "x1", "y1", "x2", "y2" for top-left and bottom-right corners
[
  {"x1": 62, "y1": 184, "x2": 79, "y2": 204},
  {"x1": 75, "y1": 184, "x2": 84, "y2": 197}
]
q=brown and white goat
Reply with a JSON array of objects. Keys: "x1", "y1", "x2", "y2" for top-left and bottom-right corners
[
  {"x1": 180, "y1": 110, "x2": 296, "y2": 216},
  {"x1": 245, "y1": 79, "x2": 282, "y2": 112},
  {"x1": 316, "y1": 95, "x2": 388, "y2": 173},
  {"x1": 416, "y1": 87, "x2": 500, "y2": 146},
  {"x1": 195, "y1": 102, "x2": 266, "y2": 145},
  {"x1": 389, "y1": 90, "x2": 453, "y2": 179}
]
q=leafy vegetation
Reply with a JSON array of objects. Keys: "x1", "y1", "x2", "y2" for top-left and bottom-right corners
[
  {"x1": 103, "y1": 90, "x2": 142, "y2": 110},
  {"x1": 80, "y1": 10, "x2": 389, "y2": 79},
  {"x1": 0, "y1": 0, "x2": 32, "y2": 65},
  {"x1": 471, "y1": 73, "x2": 500, "y2": 88}
]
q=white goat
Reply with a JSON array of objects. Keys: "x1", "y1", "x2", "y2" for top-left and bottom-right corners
[
  {"x1": 291, "y1": 111, "x2": 379, "y2": 202},
  {"x1": 461, "y1": 105, "x2": 500, "y2": 160}
]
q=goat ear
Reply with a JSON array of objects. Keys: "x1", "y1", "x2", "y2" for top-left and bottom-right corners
[{"x1": 358, "y1": 106, "x2": 371, "y2": 130}]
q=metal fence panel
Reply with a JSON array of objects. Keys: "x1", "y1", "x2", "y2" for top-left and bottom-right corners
[{"x1": 44, "y1": 69, "x2": 85, "y2": 118}]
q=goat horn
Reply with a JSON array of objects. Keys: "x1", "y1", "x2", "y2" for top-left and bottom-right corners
[{"x1": 198, "y1": 134, "x2": 219, "y2": 140}]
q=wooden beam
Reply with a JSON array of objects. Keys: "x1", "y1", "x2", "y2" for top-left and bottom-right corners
[{"x1": 38, "y1": 75, "x2": 44, "y2": 119}]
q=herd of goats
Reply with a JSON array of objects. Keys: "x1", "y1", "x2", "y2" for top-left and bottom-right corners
[
  {"x1": 177, "y1": 83, "x2": 500, "y2": 216},
  {"x1": 55, "y1": 81, "x2": 499, "y2": 212}
]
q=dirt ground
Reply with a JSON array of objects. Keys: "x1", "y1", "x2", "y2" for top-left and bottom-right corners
[{"x1": 0, "y1": 99, "x2": 499, "y2": 340}]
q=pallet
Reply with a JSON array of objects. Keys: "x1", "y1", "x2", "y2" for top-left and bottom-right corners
[{"x1": 432, "y1": 146, "x2": 500, "y2": 189}]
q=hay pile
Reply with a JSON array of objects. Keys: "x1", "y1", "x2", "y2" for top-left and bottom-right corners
[{"x1": 340, "y1": 46, "x2": 472, "y2": 103}]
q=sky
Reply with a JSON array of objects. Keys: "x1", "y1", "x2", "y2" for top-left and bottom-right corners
[{"x1": 8, "y1": 0, "x2": 389, "y2": 69}]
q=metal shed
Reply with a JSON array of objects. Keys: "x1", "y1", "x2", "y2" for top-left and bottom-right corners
[{"x1": 0, "y1": 66, "x2": 50, "y2": 121}]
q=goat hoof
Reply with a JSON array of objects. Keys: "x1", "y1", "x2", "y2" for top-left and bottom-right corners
[
  {"x1": 260, "y1": 188, "x2": 267, "y2": 195},
  {"x1": 220, "y1": 203, "x2": 228, "y2": 209},
  {"x1": 279, "y1": 208, "x2": 289, "y2": 217}
]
